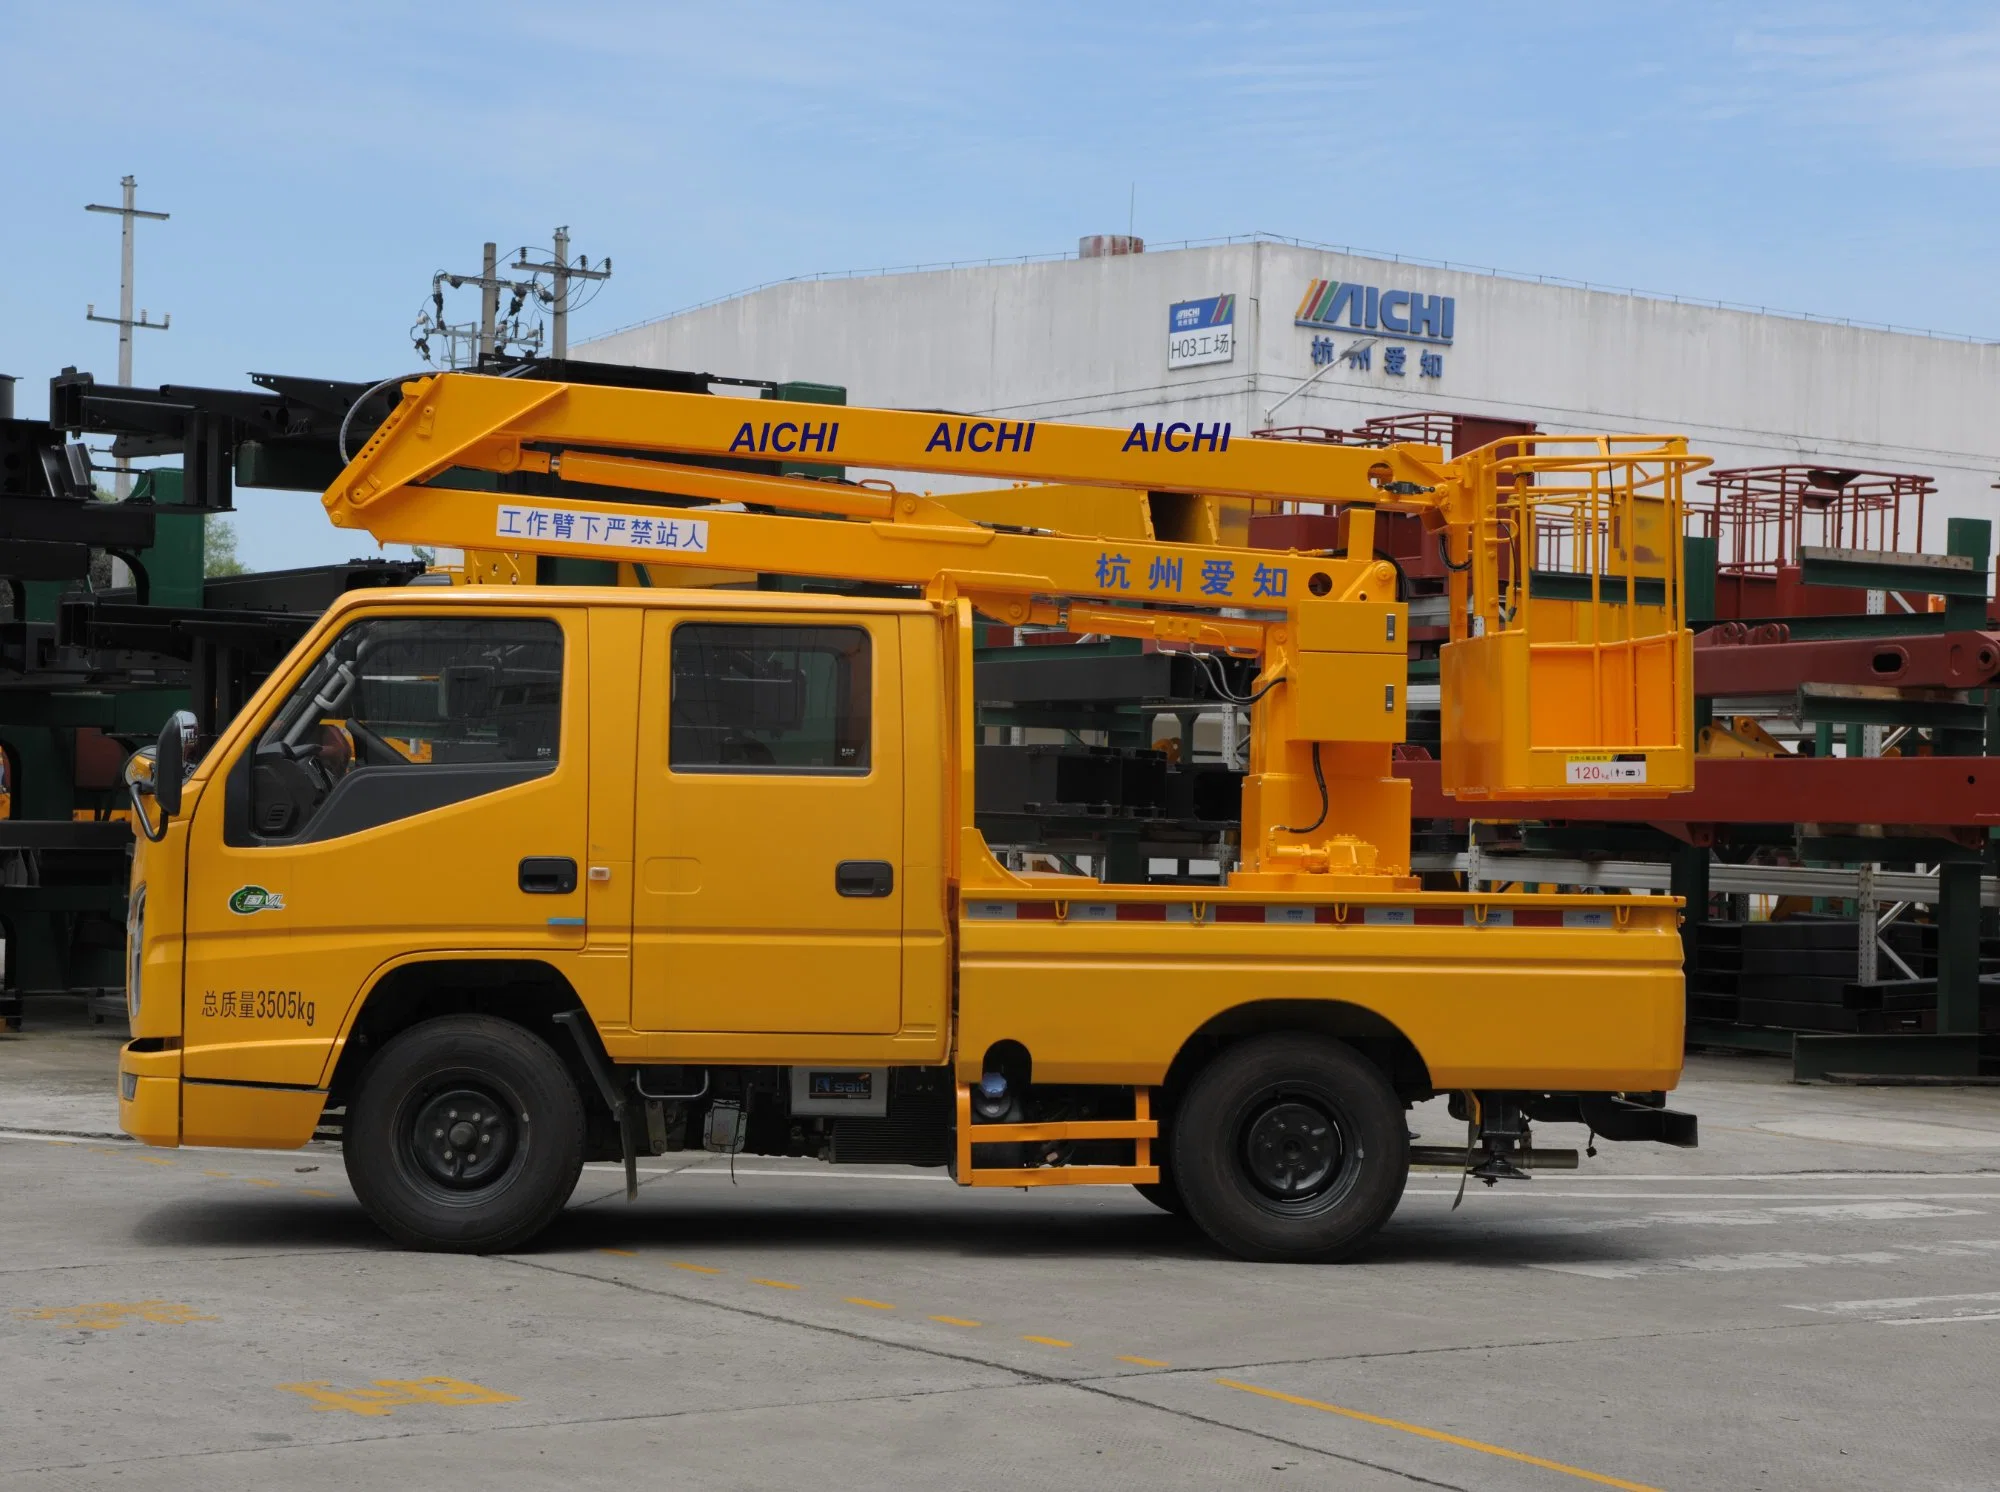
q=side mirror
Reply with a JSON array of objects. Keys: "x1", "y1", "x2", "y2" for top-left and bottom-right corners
[
  {"x1": 155, "y1": 710, "x2": 195, "y2": 818},
  {"x1": 128, "y1": 711, "x2": 197, "y2": 842}
]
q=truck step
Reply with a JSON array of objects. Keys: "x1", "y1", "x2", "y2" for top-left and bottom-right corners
[{"x1": 953, "y1": 1084, "x2": 1159, "y2": 1188}]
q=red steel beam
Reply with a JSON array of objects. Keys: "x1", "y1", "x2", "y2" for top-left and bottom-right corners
[
  {"x1": 1694, "y1": 629, "x2": 2000, "y2": 695},
  {"x1": 1397, "y1": 756, "x2": 2000, "y2": 826}
]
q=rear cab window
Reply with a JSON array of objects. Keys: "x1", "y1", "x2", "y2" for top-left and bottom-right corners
[{"x1": 669, "y1": 623, "x2": 870, "y2": 774}]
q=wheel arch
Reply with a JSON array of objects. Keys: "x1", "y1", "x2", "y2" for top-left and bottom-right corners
[
  {"x1": 322, "y1": 956, "x2": 593, "y2": 1112},
  {"x1": 1160, "y1": 999, "x2": 1435, "y2": 1118}
]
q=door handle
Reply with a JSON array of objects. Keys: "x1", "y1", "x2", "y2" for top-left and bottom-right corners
[
  {"x1": 519, "y1": 856, "x2": 578, "y2": 894},
  {"x1": 835, "y1": 860, "x2": 894, "y2": 898}
]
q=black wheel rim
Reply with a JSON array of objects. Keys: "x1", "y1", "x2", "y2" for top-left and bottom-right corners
[
  {"x1": 1243, "y1": 1099, "x2": 1341, "y2": 1199},
  {"x1": 1232, "y1": 1085, "x2": 1356, "y2": 1214},
  {"x1": 395, "y1": 1075, "x2": 525, "y2": 1202}
]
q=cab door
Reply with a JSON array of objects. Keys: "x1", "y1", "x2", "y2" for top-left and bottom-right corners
[
  {"x1": 180, "y1": 607, "x2": 588, "y2": 1088},
  {"x1": 630, "y1": 611, "x2": 903, "y2": 1035}
]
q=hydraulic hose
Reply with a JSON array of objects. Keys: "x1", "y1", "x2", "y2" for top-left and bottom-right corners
[{"x1": 1283, "y1": 741, "x2": 1329, "y2": 836}]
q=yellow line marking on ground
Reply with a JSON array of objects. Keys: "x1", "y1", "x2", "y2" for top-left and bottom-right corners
[
  {"x1": 299, "y1": 1188, "x2": 334, "y2": 1198},
  {"x1": 750, "y1": 1278, "x2": 800, "y2": 1290},
  {"x1": 1216, "y1": 1379, "x2": 1662, "y2": 1492},
  {"x1": 599, "y1": 1249, "x2": 637, "y2": 1257},
  {"x1": 670, "y1": 1261, "x2": 722, "y2": 1274},
  {"x1": 278, "y1": 1376, "x2": 517, "y2": 1417},
  {"x1": 1022, "y1": 1334, "x2": 1073, "y2": 1348},
  {"x1": 89, "y1": 1146, "x2": 123, "y2": 1156},
  {"x1": 137, "y1": 1156, "x2": 175, "y2": 1166},
  {"x1": 18, "y1": 1301, "x2": 216, "y2": 1330},
  {"x1": 929, "y1": 1315, "x2": 983, "y2": 1327},
  {"x1": 1120, "y1": 1355, "x2": 1170, "y2": 1367},
  {"x1": 844, "y1": 1297, "x2": 896, "y2": 1310},
  {"x1": 243, "y1": 1177, "x2": 280, "y2": 1188},
  {"x1": 201, "y1": 1169, "x2": 232, "y2": 1178}
]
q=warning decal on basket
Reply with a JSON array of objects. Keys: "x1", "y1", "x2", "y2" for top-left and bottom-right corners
[{"x1": 1565, "y1": 753, "x2": 1648, "y2": 786}]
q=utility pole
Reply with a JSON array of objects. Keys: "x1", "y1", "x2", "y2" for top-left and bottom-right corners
[
  {"x1": 478, "y1": 241, "x2": 500, "y2": 359},
  {"x1": 85, "y1": 175, "x2": 171, "y2": 498},
  {"x1": 513, "y1": 227, "x2": 611, "y2": 360},
  {"x1": 416, "y1": 242, "x2": 544, "y2": 369},
  {"x1": 551, "y1": 225, "x2": 571, "y2": 360}
]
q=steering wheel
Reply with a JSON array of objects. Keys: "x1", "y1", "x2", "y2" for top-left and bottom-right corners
[{"x1": 250, "y1": 741, "x2": 337, "y2": 838}]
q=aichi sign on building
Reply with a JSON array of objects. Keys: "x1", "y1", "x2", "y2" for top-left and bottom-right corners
[
  {"x1": 1167, "y1": 294, "x2": 1235, "y2": 369},
  {"x1": 1296, "y1": 278, "x2": 1453, "y2": 380},
  {"x1": 1295, "y1": 279, "x2": 1454, "y2": 343}
]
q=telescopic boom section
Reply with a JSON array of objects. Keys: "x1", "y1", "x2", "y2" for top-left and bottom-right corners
[
  {"x1": 324, "y1": 373, "x2": 1704, "y2": 890},
  {"x1": 327, "y1": 372, "x2": 1447, "y2": 608}
]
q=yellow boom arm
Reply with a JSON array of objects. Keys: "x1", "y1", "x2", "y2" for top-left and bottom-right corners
[{"x1": 324, "y1": 373, "x2": 1705, "y2": 889}]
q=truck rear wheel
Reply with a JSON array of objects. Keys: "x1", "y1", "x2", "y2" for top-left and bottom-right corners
[
  {"x1": 1173, "y1": 1034, "x2": 1408, "y2": 1263},
  {"x1": 344, "y1": 1014, "x2": 585, "y2": 1253}
]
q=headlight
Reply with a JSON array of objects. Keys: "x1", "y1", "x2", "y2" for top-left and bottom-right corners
[{"x1": 126, "y1": 884, "x2": 146, "y2": 1021}]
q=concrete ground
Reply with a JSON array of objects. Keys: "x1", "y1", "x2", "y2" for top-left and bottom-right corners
[{"x1": 4, "y1": 999, "x2": 1999, "y2": 1491}]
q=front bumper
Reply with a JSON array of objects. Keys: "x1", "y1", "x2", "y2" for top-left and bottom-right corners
[{"x1": 118, "y1": 1042, "x2": 181, "y2": 1147}]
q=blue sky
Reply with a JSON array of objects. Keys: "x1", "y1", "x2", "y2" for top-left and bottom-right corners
[{"x1": 4, "y1": 1, "x2": 1997, "y2": 570}]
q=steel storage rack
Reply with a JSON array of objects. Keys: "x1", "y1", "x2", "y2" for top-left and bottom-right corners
[
  {"x1": 0, "y1": 375, "x2": 430, "y2": 1026},
  {"x1": 0, "y1": 355, "x2": 824, "y2": 1027}
]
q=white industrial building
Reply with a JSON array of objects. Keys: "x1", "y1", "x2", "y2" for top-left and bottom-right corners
[{"x1": 583, "y1": 234, "x2": 2000, "y2": 538}]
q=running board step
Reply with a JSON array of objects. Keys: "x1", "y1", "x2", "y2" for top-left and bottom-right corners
[{"x1": 953, "y1": 1083, "x2": 1159, "y2": 1188}]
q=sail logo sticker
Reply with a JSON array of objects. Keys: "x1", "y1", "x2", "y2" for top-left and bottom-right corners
[{"x1": 228, "y1": 885, "x2": 287, "y2": 915}]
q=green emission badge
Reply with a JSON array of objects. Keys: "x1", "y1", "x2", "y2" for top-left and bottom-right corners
[{"x1": 228, "y1": 885, "x2": 286, "y2": 915}]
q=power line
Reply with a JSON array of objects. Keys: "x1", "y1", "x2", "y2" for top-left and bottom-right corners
[
  {"x1": 407, "y1": 228, "x2": 616, "y2": 367},
  {"x1": 413, "y1": 240, "x2": 547, "y2": 368},
  {"x1": 512, "y1": 227, "x2": 611, "y2": 360}
]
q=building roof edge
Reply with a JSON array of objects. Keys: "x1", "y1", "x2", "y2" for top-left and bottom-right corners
[{"x1": 582, "y1": 231, "x2": 1997, "y2": 349}]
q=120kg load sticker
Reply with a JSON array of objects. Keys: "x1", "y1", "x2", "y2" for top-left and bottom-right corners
[
  {"x1": 1565, "y1": 753, "x2": 1647, "y2": 785},
  {"x1": 202, "y1": 989, "x2": 316, "y2": 1026}
]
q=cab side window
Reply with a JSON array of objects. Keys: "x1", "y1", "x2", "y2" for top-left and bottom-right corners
[
  {"x1": 244, "y1": 616, "x2": 563, "y2": 842},
  {"x1": 670, "y1": 624, "x2": 869, "y2": 774}
]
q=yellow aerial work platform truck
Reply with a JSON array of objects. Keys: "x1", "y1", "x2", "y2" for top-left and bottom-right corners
[{"x1": 118, "y1": 372, "x2": 1704, "y2": 1261}]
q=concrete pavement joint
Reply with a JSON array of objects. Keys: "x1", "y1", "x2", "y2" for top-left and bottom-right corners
[
  {"x1": 1216, "y1": 1376, "x2": 1661, "y2": 1492},
  {"x1": 0, "y1": 1247, "x2": 381, "y2": 1279},
  {"x1": 1163, "y1": 1311, "x2": 1868, "y2": 1381},
  {"x1": 1067, "y1": 1375, "x2": 1472, "y2": 1490},
  {"x1": 517, "y1": 1228, "x2": 1910, "y2": 1388},
  {"x1": 493, "y1": 1253, "x2": 1468, "y2": 1487},
  {"x1": 9, "y1": 1375, "x2": 1075, "y2": 1479},
  {"x1": 497, "y1": 1251, "x2": 1059, "y2": 1382}
]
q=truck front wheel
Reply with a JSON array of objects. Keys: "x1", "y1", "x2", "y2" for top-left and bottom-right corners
[
  {"x1": 1173, "y1": 1034, "x2": 1408, "y2": 1263},
  {"x1": 344, "y1": 1014, "x2": 586, "y2": 1253}
]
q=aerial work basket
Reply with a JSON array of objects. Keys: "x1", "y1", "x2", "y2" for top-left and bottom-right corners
[{"x1": 1439, "y1": 435, "x2": 1707, "y2": 800}]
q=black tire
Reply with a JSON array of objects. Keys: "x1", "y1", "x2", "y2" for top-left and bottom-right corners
[
  {"x1": 344, "y1": 1014, "x2": 585, "y2": 1253},
  {"x1": 1173, "y1": 1034, "x2": 1408, "y2": 1263}
]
